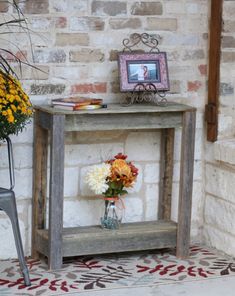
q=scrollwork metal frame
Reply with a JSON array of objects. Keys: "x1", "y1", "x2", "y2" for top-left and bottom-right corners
[{"x1": 120, "y1": 33, "x2": 168, "y2": 107}]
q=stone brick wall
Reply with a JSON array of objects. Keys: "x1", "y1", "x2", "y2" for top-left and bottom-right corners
[
  {"x1": 203, "y1": 0, "x2": 235, "y2": 256},
  {"x1": 0, "y1": 0, "x2": 209, "y2": 258}
]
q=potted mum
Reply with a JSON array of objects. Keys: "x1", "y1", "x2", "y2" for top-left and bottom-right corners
[
  {"x1": 0, "y1": 71, "x2": 33, "y2": 141},
  {"x1": 0, "y1": 2, "x2": 35, "y2": 141},
  {"x1": 86, "y1": 153, "x2": 138, "y2": 229}
]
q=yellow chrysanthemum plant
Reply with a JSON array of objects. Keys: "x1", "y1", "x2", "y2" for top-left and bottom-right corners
[{"x1": 0, "y1": 70, "x2": 33, "y2": 140}]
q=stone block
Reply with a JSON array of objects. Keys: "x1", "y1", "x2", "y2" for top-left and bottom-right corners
[
  {"x1": 51, "y1": 0, "x2": 87, "y2": 12},
  {"x1": 222, "y1": 36, "x2": 235, "y2": 48},
  {"x1": 205, "y1": 195, "x2": 235, "y2": 236},
  {"x1": 0, "y1": 218, "x2": 25, "y2": 259},
  {"x1": 30, "y1": 17, "x2": 52, "y2": 30},
  {"x1": 146, "y1": 18, "x2": 177, "y2": 31},
  {"x1": 14, "y1": 169, "x2": 33, "y2": 199},
  {"x1": 144, "y1": 163, "x2": 160, "y2": 183},
  {"x1": 71, "y1": 82, "x2": 107, "y2": 94},
  {"x1": 64, "y1": 167, "x2": 79, "y2": 197},
  {"x1": 206, "y1": 164, "x2": 235, "y2": 204},
  {"x1": 165, "y1": 1, "x2": 186, "y2": 14},
  {"x1": 70, "y1": 17, "x2": 105, "y2": 31},
  {"x1": 15, "y1": 65, "x2": 49, "y2": 80},
  {"x1": 169, "y1": 80, "x2": 181, "y2": 94},
  {"x1": 186, "y1": 3, "x2": 198, "y2": 14},
  {"x1": 171, "y1": 182, "x2": 179, "y2": 222},
  {"x1": 223, "y1": 1, "x2": 235, "y2": 19},
  {"x1": 55, "y1": 17, "x2": 67, "y2": 28},
  {"x1": 52, "y1": 65, "x2": 88, "y2": 80},
  {"x1": 63, "y1": 199, "x2": 104, "y2": 227},
  {"x1": 214, "y1": 139, "x2": 235, "y2": 165},
  {"x1": 0, "y1": 2, "x2": 8, "y2": 12},
  {"x1": 163, "y1": 33, "x2": 199, "y2": 46},
  {"x1": 30, "y1": 84, "x2": 66, "y2": 95},
  {"x1": 145, "y1": 184, "x2": 159, "y2": 221},
  {"x1": 203, "y1": 225, "x2": 235, "y2": 258},
  {"x1": 33, "y1": 49, "x2": 66, "y2": 64},
  {"x1": 125, "y1": 131, "x2": 161, "y2": 161},
  {"x1": 124, "y1": 197, "x2": 143, "y2": 223},
  {"x1": 56, "y1": 33, "x2": 89, "y2": 46},
  {"x1": 13, "y1": 145, "x2": 33, "y2": 169},
  {"x1": 182, "y1": 49, "x2": 205, "y2": 61},
  {"x1": 69, "y1": 49, "x2": 104, "y2": 63},
  {"x1": 109, "y1": 18, "x2": 141, "y2": 30},
  {"x1": 191, "y1": 181, "x2": 204, "y2": 226},
  {"x1": 131, "y1": 2, "x2": 163, "y2": 15},
  {"x1": 187, "y1": 80, "x2": 202, "y2": 92},
  {"x1": 198, "y1": 64, "x2": 207, "y2": 76},
  {"x1": 66, "y1": 143, "x2": 124, "y2": 167},
  {"x1": 92, "y1": 1, "x2": 127, "y2": 16},
  {"x1": 223, "y1": 20, "x2": 235, "y2": 33},
  {"x1": 222, "y1": 51, "x2": 235, "y2": 63},
  {"x1": 220, "y1": 82, "x2": 234, "y2": 96},
  {"x1": 16, "y1": 0, "x2": 49, "y2": 14},
  {"x1": 218, "y1": 114, "x2": 233, "y2": 137}
]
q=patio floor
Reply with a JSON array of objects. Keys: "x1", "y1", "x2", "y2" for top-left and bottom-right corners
[{"x1": 0, "y1": 245, "x2": 235, "y2": 296}]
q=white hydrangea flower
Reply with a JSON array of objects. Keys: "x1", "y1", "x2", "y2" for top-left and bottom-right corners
[{"x1": 85, "y1": 163, "x2": 111, "y2": 195}]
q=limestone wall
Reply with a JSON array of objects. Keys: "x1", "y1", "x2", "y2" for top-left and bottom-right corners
[
  {"x1": 203, "y1": 0, "x2": 235, "y2": 256},
  {"x1": 0, "y1": 0, "x2": 209, "y2": 258}
]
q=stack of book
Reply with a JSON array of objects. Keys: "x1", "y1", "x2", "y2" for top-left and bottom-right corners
[{"x1": 51, "y1": 97, "x2": 104, "y2": 110}]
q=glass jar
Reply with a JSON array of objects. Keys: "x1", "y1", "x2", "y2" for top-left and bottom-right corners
[{"x1": 101, "y1": 198, "x2": 122, "y2": 230}]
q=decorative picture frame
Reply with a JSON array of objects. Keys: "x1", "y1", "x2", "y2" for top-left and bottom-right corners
[{"x1": 118, "y1": 52, "x2": 170, "y2": 92}]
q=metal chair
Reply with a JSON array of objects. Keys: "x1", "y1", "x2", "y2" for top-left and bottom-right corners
[{"x1": 0, "y1": 137, "x2": 31, "y2": 286}]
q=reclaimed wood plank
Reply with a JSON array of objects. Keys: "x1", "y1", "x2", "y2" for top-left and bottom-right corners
[
  {"x1": 36, "y1": 221, "x2": 177, "y2": 257},
  {"x1": 37, "y1": 110, "x2": 52, "y2": 130},
  {"x1": 158, "y1": 128, "x2": 175, "y2": 220},
  {"x1": 31, "y1": 112, "x2": 49, "y2": 258},
  {"x1": 48, "y1": 114, "x2": 65, "y2": 269},
  {"x1": 65, "y1": 112, "x2": 182, "y2": 131},
  {"x1": 176, "y1": 110, "x2": 196, "y2": 258},
  {"x1": 34, "y1": 103, "x2": 196, "y2": 115}
]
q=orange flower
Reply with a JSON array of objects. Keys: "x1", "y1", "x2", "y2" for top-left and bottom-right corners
[{"x1": 111, "y1": 159, "x2": 132, "y2": 178}]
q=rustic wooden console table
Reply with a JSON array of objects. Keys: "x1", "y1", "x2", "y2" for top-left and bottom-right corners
[{"x1": 32, "y1": 103, "x2": 196, "y2": 270}]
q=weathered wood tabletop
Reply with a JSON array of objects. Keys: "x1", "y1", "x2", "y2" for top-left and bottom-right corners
[{"x1": 32, "y1": 102, "x2": 196, "y2": 270}]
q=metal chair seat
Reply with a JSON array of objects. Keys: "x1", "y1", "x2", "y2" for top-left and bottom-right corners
[{"x1": 0, "y1": 137, "x2": 31, "y2": 286}]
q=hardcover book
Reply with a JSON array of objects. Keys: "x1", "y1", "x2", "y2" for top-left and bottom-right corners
[{"x1": 51, "y1": 97, "x2": 103, "y2": 108}]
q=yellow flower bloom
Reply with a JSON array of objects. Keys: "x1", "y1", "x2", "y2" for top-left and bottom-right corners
[
  {"x1": 7, "y1": 115, "x2": 14, "y2": 123},
  {"x1": 0, "y1": 71, "x2": 32, "y2": 139},
  {"x1": 10, "y1": 104, "x2": 17, "y2": 112}
]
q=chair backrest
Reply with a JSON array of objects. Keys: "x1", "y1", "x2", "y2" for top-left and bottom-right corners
[{"x1": 5, "y1": 137, "x2": 15, "y2": 190}]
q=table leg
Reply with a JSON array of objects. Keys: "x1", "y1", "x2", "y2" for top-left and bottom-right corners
[
  {"x1": 176, "y1": 110, "x2": 196, "y2": 258},
  {"x1": 32, "y1": 112, "x2": 48, "y2": 258},
  {"x1": 48, "y1": 114, "x2": 65, "y2": 269},
  {"x1": 158, "y1": 128, "x2": 175, "y2": 220}
]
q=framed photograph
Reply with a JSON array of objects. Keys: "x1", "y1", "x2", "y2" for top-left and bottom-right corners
[{"x1": 118, "y1": 52, "x2": 170, "y2": 92}]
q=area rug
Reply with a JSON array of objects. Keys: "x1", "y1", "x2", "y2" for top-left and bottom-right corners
[{"x1": 0, "y1": 245, "x2": 235, "y2": 295}]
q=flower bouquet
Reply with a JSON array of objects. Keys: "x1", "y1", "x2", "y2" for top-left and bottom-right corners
[
  {"x1": 0, "y1": 71, "x2": 33, "y2": 141},
  {"x1": 86, "y1": 153, "x2": 138, "y2": 229}
]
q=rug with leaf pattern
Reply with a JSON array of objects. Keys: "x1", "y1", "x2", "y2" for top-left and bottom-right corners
[{"x1": 0, "y1": 245, "x2": 235, "y2": 295}]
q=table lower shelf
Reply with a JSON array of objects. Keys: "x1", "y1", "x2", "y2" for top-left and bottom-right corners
[{"x1": 35, "y1": 220, "x2": 177, "y2": 257}]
